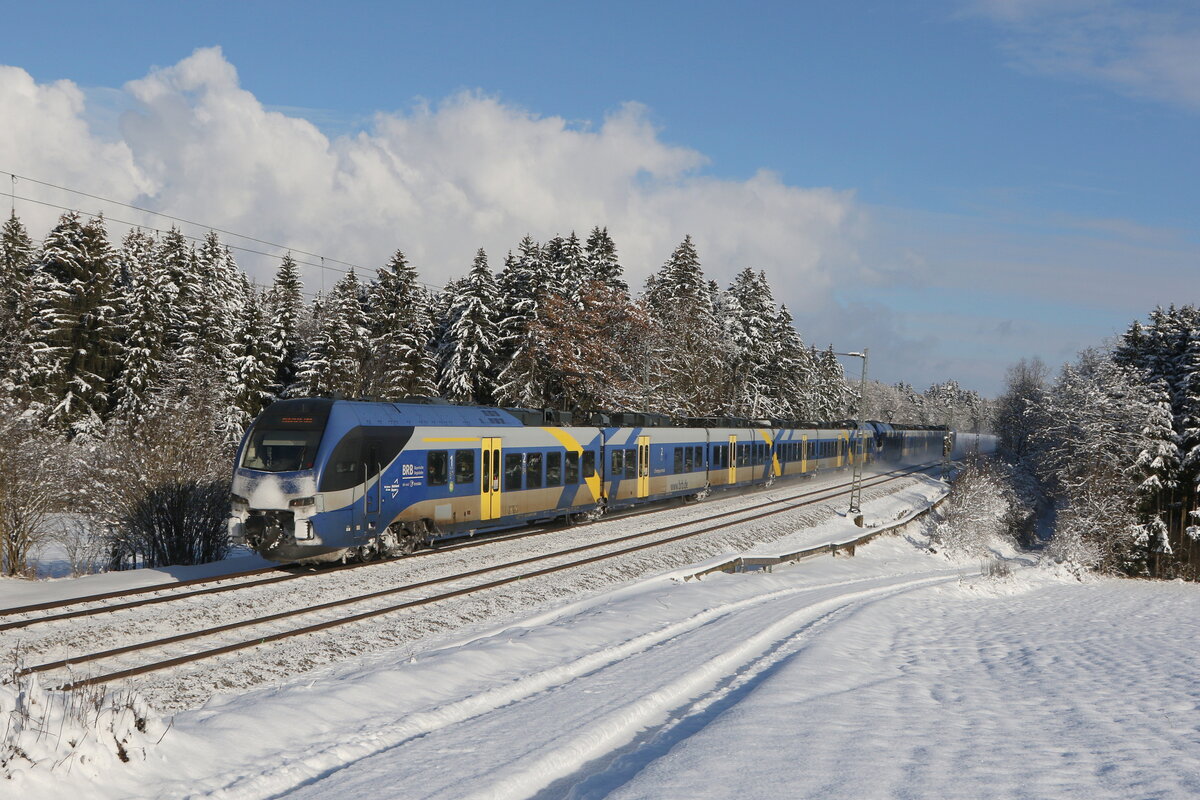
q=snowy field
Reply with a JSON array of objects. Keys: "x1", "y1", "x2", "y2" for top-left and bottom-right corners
[{"x1": 5, "y1": 469, "x2": 1199, "y2": 799}]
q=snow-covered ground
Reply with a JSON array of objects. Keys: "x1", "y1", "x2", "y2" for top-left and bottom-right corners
[{"x1": 5, "y1": 470, "x2": 1198, "y2": 799}]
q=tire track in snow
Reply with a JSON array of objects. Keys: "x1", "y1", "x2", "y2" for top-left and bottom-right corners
[
  {"x1": 198, "y1": 570, "x2": 955, "y2": 800},
  {"x1": 463, "y1": 571, "x2": 958, "y2": 800}
]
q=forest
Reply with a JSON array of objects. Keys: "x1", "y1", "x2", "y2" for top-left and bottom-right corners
[
  {"x1": 0, "y1": 209, "x2": 980, "y2": 576},
  {"x1": 992, "y1": 305, "x2": 1200, "y2": 579}
]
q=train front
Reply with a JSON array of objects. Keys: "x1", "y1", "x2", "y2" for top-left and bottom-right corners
[{"x1": 228, "y1": 397, "x2": 346, "y2": 563}]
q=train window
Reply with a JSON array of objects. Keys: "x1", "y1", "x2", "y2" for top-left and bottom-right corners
[
  {"x1": 711, "y1": 446, "x2": 721, "y2": 469},
  {"x1": 546, "y1": 451, "x2": 562, "y2": 487},
  {"x1": 582, "y1": 451, "x2": 596, "y2": 478},
  {"x1": 316, "y1": 428, "x2": 364, "y2": 492},
  {"x1": 527, "y1": 452, "x2": 543, "y2": 489},
  {"x1": 611, "y1": 450, "x2": 624, "y2": 476},
  {"x1": 673, "y1": 447, "x2": 684, "y2": 473},
  {"x1": 504, "y1": 454, "x2": 523, "y2": 491},
  {"x1": 566, "y1": 451, "x2": 580, "y2": 483},
  {"x1": 737, "y1": 444, "x2": 748, "y2": 467},
  {"x1": 624, "y1": 449, "x2": 637, "y2": 479},
  {"x1": 455, "y1": 449, "x2": 475, "y2": 486},
  {"x1": 684, "y1": 447, "x2": 693, "y2": 472},
  {"x1": 428, "y1": 451, "x2": 448, "y2": 486},
  {"x1": 694, "y1": 446, "x2": 703, "y2": 469}
]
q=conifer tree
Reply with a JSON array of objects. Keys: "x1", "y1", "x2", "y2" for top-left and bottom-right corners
[
  {"x1": 584, "y1": 226, "x2": 626, "y2": 293},
  {"x1": 0, "y1": 213, "x2": 35, "y2": 401},
  {"x1": 724, "y1": 268, "x2": 782, "y2": 417},
  {"x1": 365, "y1": 249, "x2": 437, "y2": 400},
  {"x1": 640, "y1": 236, "x2": 729, "y2": 416},
  {"x1": 267, "y1": 253, "x2": 304, "y2": 395},
  {"x1": 227, "y1": 277, "x2": 278, "y2": 433},
  {"x1": 30, "y1": 213, "x2": 122, "y2": 434},
  {"x1": 112, "y1": 229, "x2": 170, "y2": 423},
  {"x1": 495, "y1": 237, "x2": 555, "y2": 405},
  {"x1": 156, "y1": 226, "x2": 194, "y2": 364},
  {"x1": 438, "y1": 248, "x2": 499, "y2": 405},
  {"x1": 190, "y1": 231, "x2": 243, "y2": 375},
  {"x1": 296, "y1": 270, "x2": 370, "y2": 398}
]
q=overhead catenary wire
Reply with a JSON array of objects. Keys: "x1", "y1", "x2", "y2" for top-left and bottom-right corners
[
  {"x1": 0, "y1": 169, "x2": 449, "y2": 294},
  {"x1": 7, "y1": 191, "x2": 325, "y2": 301}
]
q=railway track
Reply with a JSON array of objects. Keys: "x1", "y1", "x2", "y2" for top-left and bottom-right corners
[
  {"x1": 13, "y1": 463, "x2": 943, "y2": 692},
  {"x1": 2, "y1": 462, "x2": 940, "y2": 632}
]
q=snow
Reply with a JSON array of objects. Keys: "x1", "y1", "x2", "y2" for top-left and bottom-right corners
[{"x1": 4, "y1": 473, "x2": 1199, "y2": 799}]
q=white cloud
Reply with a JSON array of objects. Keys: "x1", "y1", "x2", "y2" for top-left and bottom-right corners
[
  {"x1": 0, "y1": 47, "x2": 860, "y2": 302},
  {"x1": 967, "y1": 0, "x2": 1200, "y2": 110}
]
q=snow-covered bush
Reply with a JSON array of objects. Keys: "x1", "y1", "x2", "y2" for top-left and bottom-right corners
[
  {"x1": 931, "y1": 457, "x2": 1016, "y2": 559},
  {"x1": 50, "y1": 516, "x2": 109, "y2": 577},
  {"x1": 0, "y1": 403, "x2": 57, "y2": 576},
  {"x1": 1, "y1": 666, "x2": 166, "y2": 781},
  {"x1": 1046, "y1": 482, "x2": 1144, "y2": 576}
]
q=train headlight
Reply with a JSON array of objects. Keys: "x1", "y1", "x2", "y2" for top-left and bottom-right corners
[
  {"x1": 289, "y1": 496, "x2": 316, "y2": 508},
  {"x1": 231, "y1": 494, "x2": 249, "y2": 507}
]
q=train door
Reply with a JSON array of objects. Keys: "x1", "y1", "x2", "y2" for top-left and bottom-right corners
[
  {"x1": 481, "y1": 437, "x2": 502, "y2": 521},
  {"x1": 636, "y1": 436, "x2": 650, "y2": 498},
  {"x1": 728, "y1": 435, "x2": 737, "y2": 485},
  {"x1": 801, "y1": 434, "x2": 808, "y2": 473}
]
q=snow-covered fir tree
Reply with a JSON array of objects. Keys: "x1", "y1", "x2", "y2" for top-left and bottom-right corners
[
  {"x1": 584, "y1": 226, "x2": 626, "y2": 293},
  {"x1": 0, "y1": 213, "x2": 35, "y2": 401},
  {"x1": 29, "y1": 213, "x2": 122, "y2": 435},
  {"x1": 723, "y1": 268, "x2": 783, "y2": 417},
  {"x1": 226, "y1": 277, "x2": 278, "y2": 434},
  {"x1": 296, "y1": 270, "x2": 371, "y2": 398},
  {"x1": 437, "y1": 249, "x2": 499, "y2": 405},
  {"x1": 364, "y1": 250, "x2": 437, "y2": 400},
  {"x1": 111, "y1": 229, "x2": 170, "y2": 424},
  {"x1": 495, "y1": 237, "x2": 557, "y2": 405},
  {"x1": 641, "y1": 236, "x2": 732, "y2": 416},
  {"x1": 267, "y1": 253, "x2": 304, "y2": 396}
]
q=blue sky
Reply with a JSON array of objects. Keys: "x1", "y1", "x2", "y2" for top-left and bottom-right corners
[{"x1": 1, "y1": 0, "x2": 1197, "y2": 395}]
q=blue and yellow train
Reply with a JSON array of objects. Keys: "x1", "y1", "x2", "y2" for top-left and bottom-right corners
[{"x1": 228, "y1": 398, "x2": 949, "y2": 563}]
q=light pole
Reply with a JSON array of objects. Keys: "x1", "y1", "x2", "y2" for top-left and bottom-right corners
[{"x1": 832, "y1": 349, "x2": 869, "y2": 522}]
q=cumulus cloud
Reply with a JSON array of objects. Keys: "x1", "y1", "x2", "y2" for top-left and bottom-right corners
[
  {"x1": 0, "y1": 47, "x2": 860, "y2": 301},
  {"x1": 968, "y1": 0, "x2": 1200, "y2": 110}
]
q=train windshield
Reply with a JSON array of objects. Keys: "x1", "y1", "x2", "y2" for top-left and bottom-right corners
[{"x1": 240, "y1": 398, "x2": 333, "y2": 473}]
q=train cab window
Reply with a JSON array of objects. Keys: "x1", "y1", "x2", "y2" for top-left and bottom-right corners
[
  {"x1": 428, "y1": 451, "x2": 449, "y2": 486},
  {"x1": 611, "y1": 450, "x2": 624, "y2": 476},
  {"x1": 546, "y1": 451, "x2": 562, "y2": 487},
  {"x1": 527, "y1": 452, "x2": 543, "y2": 489},
  {"x1": 624, "y1": 449, "x2": 637, "y2": 479},
  {"x1": 583, "y1": 451, "x2": 596, "y2": 479},
  {"x1": 566, "y1": 451, "x2": 580, "y2": 484},
  {"x1": 673, "y1": 447, "x2": 684, "y2": 473},
  {"x1": 504, "y1": 454, "x2": 523, "y2": 491},
  {"x1": 454, "y1": 449, "x2": 475, "y2": 486}
]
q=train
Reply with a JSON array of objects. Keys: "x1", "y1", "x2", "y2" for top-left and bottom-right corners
[{"x1": 228, "y1": 397, "x2": 951, "y2": 564}]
